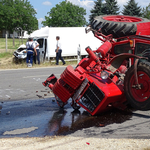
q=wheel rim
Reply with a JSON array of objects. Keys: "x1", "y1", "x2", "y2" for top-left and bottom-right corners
[
  {"x1": 103, "y1": 15, "x2": 142, "y2": 22},
  {"x1": 130, "y1": 71, "x2": 150, "y2": 102}
]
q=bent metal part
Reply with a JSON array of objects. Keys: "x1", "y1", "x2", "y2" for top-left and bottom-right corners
[{"x1": 43, "y1": 15, "x2": 150, "y2": 116}]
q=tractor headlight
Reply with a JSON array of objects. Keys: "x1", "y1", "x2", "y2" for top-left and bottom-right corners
[{"x1": 101, "y1": 71, "x2": 109, "y2": 79}]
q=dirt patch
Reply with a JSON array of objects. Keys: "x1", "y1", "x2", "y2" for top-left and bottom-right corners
[
  {"x1": 0, "y1": 56, "x2": 27, "y2": 69},
  {"x1": 0, "y1": 49, "x2": 14, "y2": 53},
  {"x1": 0, "y1": 57, "x2": 13, "y2": 65}
]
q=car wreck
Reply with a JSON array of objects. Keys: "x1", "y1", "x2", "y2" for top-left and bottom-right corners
[
  {"x1": 13, "y1": 44, "x2": 27, "y2": 59},
  {"x1": 43, "y1": 15, "x2": 150, "y2": 116}
]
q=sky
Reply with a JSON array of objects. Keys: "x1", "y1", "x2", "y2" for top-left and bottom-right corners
[{"x1": 29, "y1": 0, "x2": 150, "y2": 29}]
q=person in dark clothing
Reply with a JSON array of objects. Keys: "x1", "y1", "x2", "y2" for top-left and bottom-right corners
[
  {"x1": 33, "y1": 39, "x2": 40, "y2": 65},
  {"x1": 55, "y1": 36, "x2": 65, "y2": 65}
]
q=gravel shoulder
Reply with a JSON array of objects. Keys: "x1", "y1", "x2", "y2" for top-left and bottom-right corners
[{"x1": 0, "y1": 136, "x2": 150, "y2": 150}]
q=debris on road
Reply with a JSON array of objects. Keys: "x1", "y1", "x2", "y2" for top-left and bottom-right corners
[
  {"x1": 6, "y1": 111, "x2": 10, "y2": 115},
  {"x1": 36, "y1": 94, "x2": 44, "y2": 99},
  {"x1": 0, "y1": 104, "x2": 2, "y2": 110}
]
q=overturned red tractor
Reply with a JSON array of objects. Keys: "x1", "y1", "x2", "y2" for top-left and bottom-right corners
[{"x1": 43, "y1": 15, "x2": 150, "y2": 115}]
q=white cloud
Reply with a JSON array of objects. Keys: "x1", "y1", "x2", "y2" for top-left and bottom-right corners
[
  {"x1": 42, "y1": 1, "x2": 52, "y2": 6},
  {"x1": 67, "y1": 0, "x2": 95, "y2": 21},
  {"x1": 68, "y1": 0, "x2": 94, "y2": 8},
  {"x1": 38, "y1": 18, "x2": 44, "y2": 24},
  {"x1": 34, "y1": 8, "x2": 37, "y2": 13}
]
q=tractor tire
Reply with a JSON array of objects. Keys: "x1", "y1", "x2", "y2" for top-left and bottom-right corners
[
  {"x1": 91, "y1": 15, "x2": 150, "y2": 38},
  {"x1": 124, "y1": 62, "x2": 150, "y2": 110}
]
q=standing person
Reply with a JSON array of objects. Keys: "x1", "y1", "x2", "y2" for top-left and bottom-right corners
[
  {"x1": 33, "y1": 39, "x2": 40, "y2": 65},
  {"x1": 55, "y1": 36, "x2": 65, "y2": 65},
  {"x1": 26, "y1": 37, "x2": 37, "y2": 67}
]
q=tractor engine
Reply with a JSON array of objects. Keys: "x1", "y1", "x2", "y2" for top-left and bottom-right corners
[{"x1": 43, "y1": 35, "x2": 127, "y2": 115}]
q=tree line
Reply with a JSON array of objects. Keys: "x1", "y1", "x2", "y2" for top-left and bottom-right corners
[
  {"x1": 0, "y1": 0, "x2": 38, "y2": 35},
  {"x1": 89, "y1": 0, "x2": 150, "y2": 24},
  {"x1": 42, "y1": 0, "x2": 150, "y2": 27}
]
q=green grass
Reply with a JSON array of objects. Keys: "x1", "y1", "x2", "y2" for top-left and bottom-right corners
[
  {"x1": 0, "y1": 38, "x2": 27, "y2": 52},
  {"x1": 0, "y1": 52, "x2": 13, "y2": 58}
]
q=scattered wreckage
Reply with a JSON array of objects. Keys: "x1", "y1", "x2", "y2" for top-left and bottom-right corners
[{"x1": 43, "y1": 15, "x2": 150, "y2": 115}]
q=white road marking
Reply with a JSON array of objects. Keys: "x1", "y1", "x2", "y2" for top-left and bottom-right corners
[
  {"x1": 3, "y1": 127, "x2": 38, "y2": 135},
  {"x1": 33, "y1": 78, "x2": 41, "y2": 81},
  {"x1": 5, "y1": 95, "x2": 10, "y2": 98},
  {"x1": 23, "y1": 74, "x2": 60, "y2": 78}
]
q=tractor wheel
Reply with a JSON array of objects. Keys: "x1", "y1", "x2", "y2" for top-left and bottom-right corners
[
  {"x1": 124, "y1": 62, "x2": 150, "y2": 110},
  {"x1": 91, "y1": 15, "x2": 150, "y2": 38}
]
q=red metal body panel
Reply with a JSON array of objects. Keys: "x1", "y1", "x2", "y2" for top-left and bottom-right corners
[
  {"x1": 61, "y1": 65, "x2": 86, "y2": 89},
  {"x1": 136, "y1": 22, "x2": 150, "y2": 35},
  {"x1": 52, "y1": 78, "x2": 72, "y2": 103},
  {"x1": 76, "y1": 73, "x2": 125, "y2": 115}
]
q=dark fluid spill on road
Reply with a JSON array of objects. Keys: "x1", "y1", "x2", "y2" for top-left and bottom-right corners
[
  {"x1": 45, "y1": 103, "x2": 133, "y2": 136},
  {"x1": 0, "y1": 98, "x2": 133, "y2": 137}
]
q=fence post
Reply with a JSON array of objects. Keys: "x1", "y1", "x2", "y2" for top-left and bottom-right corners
[
  {"x1": 77, "y1": 44, "x2": 81, "y2": 64},
  {"x1": 5, "y1": 33, "x2": 7, "y2": 52}
]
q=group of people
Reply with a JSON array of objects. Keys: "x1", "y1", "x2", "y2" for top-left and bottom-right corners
[
  {"x1": 26, "y1": 37, "x2": 40, "y2": 67},
  {"x1": 26, "y1": 36, "x2": 65, "y2": 67}
]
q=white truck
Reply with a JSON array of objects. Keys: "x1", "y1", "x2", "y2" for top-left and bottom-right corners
[{"x1": 30, "y1": 26, "x2": 102, "y2": 62}]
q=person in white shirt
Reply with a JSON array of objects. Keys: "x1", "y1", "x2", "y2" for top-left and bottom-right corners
[
  {"x1": 56, "y1": 36, "x2": 65, "y2": 65},
  {"x1": 26, "y1": 37, "x2": 37, "y2": 67},
  {"x1": 33, "y1": 39, "x2": 40, "y2": 64}
]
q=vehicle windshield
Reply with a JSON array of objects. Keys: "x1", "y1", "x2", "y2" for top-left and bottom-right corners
[
  {"x1": 114, "y1": 43, "x2": 132, "y2": 54},
  {"x1": 135, "y1": 43, "x2": 150, "y2": 57}
]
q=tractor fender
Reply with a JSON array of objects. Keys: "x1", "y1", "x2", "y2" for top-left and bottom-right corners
[{"x1": 107, "y1": 53, "x2": 146, "y2": 73}]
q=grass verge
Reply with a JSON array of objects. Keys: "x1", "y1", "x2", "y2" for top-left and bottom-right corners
[
  {"x1": 0, "y1": 55, "x2": 77, "y2": 69},
  {"x1": 0, "y1": 52, "x2": 13, "y2": 58}
]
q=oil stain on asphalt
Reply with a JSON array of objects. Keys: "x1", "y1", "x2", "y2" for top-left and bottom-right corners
[{"x1": 0, "y1": 98, "x2": 133, "y2": 138}]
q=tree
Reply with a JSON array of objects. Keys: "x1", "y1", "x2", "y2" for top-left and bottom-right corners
[
  {"x1": 0, "y1": 0, "x2": 38, "y2": 34},
  {"x1": 102, "y1": 0, "x2": 120, "y2": 15},
  {"x1": 142, "y1": 3, "x2": 150, "y2": 19},
  {"x1": 42, "y1": 1, "x2": 87, "y2": 27},
  {"x1": 122, "y1": 0, "x2": 142, "y2": 16},
  {"x1": 89, "y1": 0, "x2": 104, "y2": 24}
]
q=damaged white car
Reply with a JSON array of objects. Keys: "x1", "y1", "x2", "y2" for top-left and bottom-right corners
[{"x1": 13, "y1": 44, "x2": 27, "y2": 59}]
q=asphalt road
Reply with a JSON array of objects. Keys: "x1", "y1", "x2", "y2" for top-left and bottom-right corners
[
  {"x1": 0, "y1": 66, "x2": 66, "y2": 102},
  {"x1": 0, "y1": 66, "x2": 150, "y2": 139}
]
